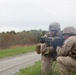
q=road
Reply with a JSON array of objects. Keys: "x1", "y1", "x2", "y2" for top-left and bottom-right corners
[{"x1": 0, "y1": 52, "x2": 41, "y2": 75}]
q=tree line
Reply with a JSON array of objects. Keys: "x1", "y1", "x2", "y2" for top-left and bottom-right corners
[{"x1": 0, "y1": 30, "x2": 47, "y2": 49}]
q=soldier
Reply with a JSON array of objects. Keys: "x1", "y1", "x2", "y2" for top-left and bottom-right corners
[
  {"x1": 36, "y1": 22, "x2": 61, "y2": 75},
  {"x1": 56, "y1": 26, "x2": 76, "y2": 75}
]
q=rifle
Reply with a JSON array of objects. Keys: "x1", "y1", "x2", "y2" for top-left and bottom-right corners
[
  {"x1": 40, "y1": 36, "x2": 64, "y2": 57},
  {"x1": 40, "y1": 36, "x2": 64, "y2": 49}
]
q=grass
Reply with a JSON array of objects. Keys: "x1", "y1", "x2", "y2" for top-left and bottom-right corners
[
  {"x1": 17, "y1": 61, "x2": 41, "y2": 75},
  {"x1": 17, "y1": 61, "x2": 60, "y2": 75},
  {"x1": 17, "y1": 61, "x2": 76, "y2": 75},
  {"x1": 0, "y1": 45, "x2": 36, "y2": 58}
]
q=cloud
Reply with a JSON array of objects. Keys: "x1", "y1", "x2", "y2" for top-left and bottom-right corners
[{"x1": 0, "y1": 0, "x2": 76, "y2": 32}]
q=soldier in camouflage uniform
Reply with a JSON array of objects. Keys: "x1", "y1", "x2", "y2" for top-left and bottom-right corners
[
  {"x1": 56, "y1": 26, "x2": 76, "y2": 75},
  {"x1": 36, "y1": 22, "x2": 61, "y2": 75}
]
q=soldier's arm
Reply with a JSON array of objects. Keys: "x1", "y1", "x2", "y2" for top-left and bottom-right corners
[
  {"x1": 36, "y1": 43, "x2": 41, "y2": 54},
  {"x1": 40, "y1": 43, "x2": 54, "y2": 54},
  {"x1": 56, "y1": 38, "x2": 74, "y2": 56},
  {"x1": 36, "y1": 33, "x2": 50, "y2": 54}
]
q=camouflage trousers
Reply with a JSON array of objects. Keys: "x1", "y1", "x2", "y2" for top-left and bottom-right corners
[
  {"x1": 56, "y1": 56, "x2": 76, "y2": 75},
  {"x1": 41, "y1": 54, "x2": 53, "y2": 75}
]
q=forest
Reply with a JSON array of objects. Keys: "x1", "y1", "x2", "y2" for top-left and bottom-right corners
[{"x1": 0, "y1": 29, "x2": 47, "y2": 49}]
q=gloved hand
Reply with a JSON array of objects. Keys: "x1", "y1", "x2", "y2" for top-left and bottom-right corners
[
  {"x1": 56, "y1": 46, "x2": 61, "y2": 52},
  {"x1": 40, "y1": 43, "x2": 54, "y2": 54},
  {"x1": 56, "y1": 46, "x2": 61, "y2": 56},
  {"x1": 36, "y1": 44, "x2": 41, "y2": 54}
]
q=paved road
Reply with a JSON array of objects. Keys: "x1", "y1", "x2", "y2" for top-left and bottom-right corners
[{"x1": 0, "y1": 52, "x2": 41, "y2": 75}]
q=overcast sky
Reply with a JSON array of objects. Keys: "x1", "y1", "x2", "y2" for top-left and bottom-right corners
[{"x1": 0, "y1": 0, "x2": 76, "y2": 32}]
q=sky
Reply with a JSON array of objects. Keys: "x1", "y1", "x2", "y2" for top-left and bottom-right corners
[{"x1": 0, "y1": 0, "x2": 76, "y2": 32}]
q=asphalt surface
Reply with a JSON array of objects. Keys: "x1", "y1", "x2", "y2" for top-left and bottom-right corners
[{"x1": 0, "y1": 52, "x2": 41, "y2": 75}]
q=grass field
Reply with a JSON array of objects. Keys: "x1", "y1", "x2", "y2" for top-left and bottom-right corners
[
  {"x1": 0, "y1": 45, "x2": 76, "y2": 75},
  {"x1": 0, "y1": 45, "x2": 36, "y2": 58},
  {"x1": 17, "y1": 61, "x2": 76, "y2": 75}
]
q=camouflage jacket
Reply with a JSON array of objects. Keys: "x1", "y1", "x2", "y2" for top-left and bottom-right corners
[{"x1": 56, "y1": 36, "x2": 76, "y2": 57}]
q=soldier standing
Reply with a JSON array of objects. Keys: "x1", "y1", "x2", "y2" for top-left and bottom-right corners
[
  {"x1": 36, "y1": 22, "x2": 61, "y2": 75},
  {"x1": 56, "y1": 26, "x2": 76, "y2": 75}
]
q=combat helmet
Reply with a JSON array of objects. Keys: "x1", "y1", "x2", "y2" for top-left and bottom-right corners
[
  {"x1": 63, "y1": 26, "x2": 76, "y2": 35},
  {"x1": 49, "y1": 22, "x2": 61, "y2": 32}
]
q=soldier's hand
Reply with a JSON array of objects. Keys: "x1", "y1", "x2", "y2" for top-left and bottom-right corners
[
  {"x1": 36, "y1": 44, "x2": 41, "y2": 54},
  {"x1": 56, "y1": 46, "x2": 61, "y2": 52},
  {"x1": 40, "y1": 43, "x2": 54, "y2": 54}
]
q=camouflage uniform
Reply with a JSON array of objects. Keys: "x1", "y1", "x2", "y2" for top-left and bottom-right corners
[
  {"x1": 36, "y1": 22, "x2": 61, "y2": 75},
  {"x1": 56, "y1": 26, "x2": 76, "y2": 75}
]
